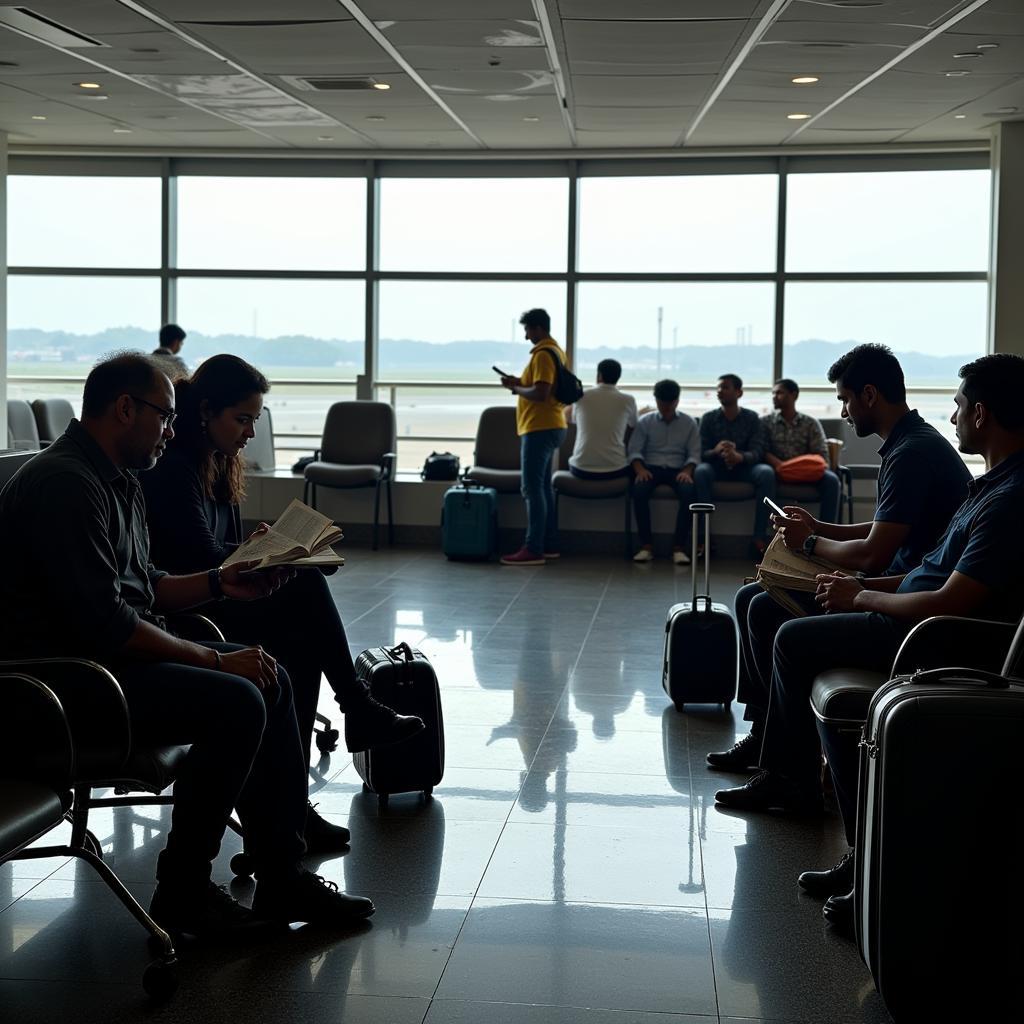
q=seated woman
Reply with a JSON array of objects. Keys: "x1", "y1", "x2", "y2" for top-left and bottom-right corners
[{"x1": 142, "y1": 354, "x2": 423, "y2": 853}]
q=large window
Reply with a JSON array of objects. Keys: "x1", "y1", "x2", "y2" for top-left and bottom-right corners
[{"x1": 6, "y1": 159, "x2": 990, "y2": 465}]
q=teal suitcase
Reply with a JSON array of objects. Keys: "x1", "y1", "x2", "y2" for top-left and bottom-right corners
[{"x1": 442, "y1": 481, "x2": 497, "y2": 560}]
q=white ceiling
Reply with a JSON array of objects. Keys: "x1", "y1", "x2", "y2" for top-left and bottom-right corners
[{"x1": 0, "y1": 0, "x2": 1020, "y2": 152}]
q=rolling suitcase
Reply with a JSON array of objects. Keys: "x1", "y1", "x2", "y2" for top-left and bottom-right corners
[
  {"x1": 855, "y1": 662, "x2": 1024, "y2": 1018},
  {"x1": 353, "y1": 642, "x2": 444, "y2": 809},
  {"x1": 662, "y1": 503, "x2": 739, "y2": 710},
  {"x1": 442, "y1": 479, "x2": 497, "y2": 560}
]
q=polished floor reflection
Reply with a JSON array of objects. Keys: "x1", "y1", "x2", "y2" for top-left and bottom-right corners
[{"x1": 1, "y1": 547, "x2": 890, "y2": 1023}]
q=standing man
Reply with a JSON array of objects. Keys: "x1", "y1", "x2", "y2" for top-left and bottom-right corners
[
  {"x1": 762, "y1": 378, "x2": 841, "y2": 523},
  {"x1": 152, "y1": 323, "x2": 189, "y2": 381},
  {"x1": 499, "y1": 308, "x2": 568, "y2": 566},
  {"x1": 628, "y1": 379, "x2": 701, "y2": 565},
  {"x1": 694, "y1": 373, "x2": 774, "y2": 553},
  {"x1": 568, "y1": 359, "x2": 637, "y2": 480}
]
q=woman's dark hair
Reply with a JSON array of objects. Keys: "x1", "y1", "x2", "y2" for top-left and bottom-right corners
[{"x1": 172, "y1": 354, "x2": 269, "y2": 505}]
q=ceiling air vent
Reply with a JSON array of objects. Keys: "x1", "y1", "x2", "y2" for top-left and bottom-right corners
[
  {"x1": 282, "y1": 75, "x2": 383, "y2": 92},
  {"x1": 0, "y1": 6, "x2": 107, "y2": 48}
]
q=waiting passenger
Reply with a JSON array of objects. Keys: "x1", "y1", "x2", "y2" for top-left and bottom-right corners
[
  {"x1": 694, "y1": 373, "x2": 774, "y2": 555},
  {"x1": 499, "y1": 307, "x2": 568, "y2": 566},
  {"x1": 0, "y1": 352, "x2": 374, "y2": 939},
  {"x1": 141, "y1": 354, "x2": 424, "y2": 855},
  {"x1": 795, "y1": 353, "x2": 1024, "y2": 934},
  {"x1": 708, "y1": 344, "x2": 972, "y2": 774},
  {"x1": 628, "y1": 379, "x2": 701, "y2": 565},
  {"x1": 152, "y1": 323, "x2": 189, "y2": 381},
  {"x1": 567, "y1": 358, "x2": 637, "y2": 480},
  {"x1": 761, "y1": 378, "x2": 841, "y2": 524}
]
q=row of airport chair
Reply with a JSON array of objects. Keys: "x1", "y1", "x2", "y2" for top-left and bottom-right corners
[{"x1": 5, "y1": 398, "x2": 75, "y2": 450}]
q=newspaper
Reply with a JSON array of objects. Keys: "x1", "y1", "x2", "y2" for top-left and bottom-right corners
[
  {"x1": 755, "y1": 532, "x2": 844, "y2": 617},
  {"x1": 223, "y1": 499, "x2": 344, "y2": 570}
]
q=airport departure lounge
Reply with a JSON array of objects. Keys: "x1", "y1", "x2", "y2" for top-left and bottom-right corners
[{"x1": 3, "y1": 3, "x2": 1024, "y2": 1023}]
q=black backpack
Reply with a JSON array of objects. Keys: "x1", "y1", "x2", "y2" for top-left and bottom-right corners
[
  {"x1": 421, "y1": 451, "x2": 460, "y2": 481},
  {"x1": 543, "y1": 348, "x2": 584, "y2": 406}
]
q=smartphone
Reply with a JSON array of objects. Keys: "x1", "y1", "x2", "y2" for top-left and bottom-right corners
[
  {"x1": 763, "y1": 495, "x2": 789, "y2": 519},
  {"x1": 492, "y1": 365, "x2": 510, "y2": 377}
]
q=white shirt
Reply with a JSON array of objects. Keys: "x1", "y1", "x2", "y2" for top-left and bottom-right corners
[{"x1": 569, "y1": 384, "x2": 638, "y2": 472}]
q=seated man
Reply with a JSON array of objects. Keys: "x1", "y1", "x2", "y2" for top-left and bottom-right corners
[
  {"x1": 568, "y1": 358, "x2": 637, "y2": 480},
  {"x1": 714, "y1": 355, "x2": 1024, "y2": 851},
  {"x1": 761, "y1": 378, "x2": 841, "y2": 523},
  {"x1": 708, "y1": 344, "x2": 971, "y2": 773},
  {"x1": 628, "y1": 378, "x2": 701, "y2": 565},
  {"x1": 795, "y1": 353, "x2": 1024, "y2": 932},
  {"x1": 0, "y1": 353, "x2": 374, "y2": 940},
  {"x1": 694, "y1": 373, "x2": 774, "y2": 554}
]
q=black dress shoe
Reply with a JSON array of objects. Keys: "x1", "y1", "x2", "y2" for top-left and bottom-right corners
[
  {"x1": 344, "y1": 692, "x2": 425, "y2": 753},
  {"x1": 253, "y1": 870, "x2": 375, "y2": 924},
  {"x1": 150, "y1": 881, "x2": 278, "y2": 942},
  {"x1": 304, "y1": 801, "x2": 351, "y2": 855},
  {"x1": 798, "y1": 850, "x2": 854, "y2": 898},
  {"x1": 706, "y1": 731, "x2": 762, "y2": 771},
  {"x1": 714, "y1": 770, "x2": 823, "y2": 814},
  {"x1": 823, "y1": 888, "x2": 856, "y2": 936}
]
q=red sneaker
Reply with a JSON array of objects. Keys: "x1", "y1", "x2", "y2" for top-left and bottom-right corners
[{"x1": 500, "y1": 547, "x2": 545, "y2": 565}]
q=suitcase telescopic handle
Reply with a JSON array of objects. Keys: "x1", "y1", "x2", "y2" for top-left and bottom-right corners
[
  {"x1": 910, "y1": 666, "x2": 1012, "y2": 689},
  {"x1": 387, "y1": 641, "x2": 415, "y2": 663},
  {"x1": 689, "y1": 503, "x2": 715, "y2": 610}
]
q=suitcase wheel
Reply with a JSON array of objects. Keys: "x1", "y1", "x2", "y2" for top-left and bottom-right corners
[
  {"x1": 315, "y1": 727, "x2": 339, "y2": 753},
  {"x1": 377, "y1": 793, "x2": 389, "y2": 811},
  {"x1": 422, "y1": 787, "x2": 433, "y2": 799},
  {"x1": 673, "y1": 701, "x2": 686, "y2": 713},
  {"x1": 722, "y1": 701, "x2": 731, "y2": 711}
]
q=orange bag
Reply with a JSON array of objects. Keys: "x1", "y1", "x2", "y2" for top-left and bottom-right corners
[{"x1": 776, "y1": 454, "x2": 827, "y2": 483}]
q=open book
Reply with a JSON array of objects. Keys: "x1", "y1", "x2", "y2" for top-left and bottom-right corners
[
  {"x1": 222, "y1": 499, "x2": 344, "y2": 570},
  {"x1": 755, "y1": 532, "x2": 844, "y2": 617}
]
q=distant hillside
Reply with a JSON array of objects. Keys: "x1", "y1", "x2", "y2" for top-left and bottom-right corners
[{"x1": 8, "y1": 327, "x2": 973, "y2": 385}]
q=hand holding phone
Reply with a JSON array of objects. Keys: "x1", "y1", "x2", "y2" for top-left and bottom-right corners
[
  {"x1": 492, "y1": 365, "x2": 510, "y2": 377},
  {"x1": 763, "y1": 496, "x2": 789, "y2": 519}
]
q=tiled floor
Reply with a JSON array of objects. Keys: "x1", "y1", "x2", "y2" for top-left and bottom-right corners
[{"x1": 0, "y1": 547, "x2": 891, "y2": 1024}]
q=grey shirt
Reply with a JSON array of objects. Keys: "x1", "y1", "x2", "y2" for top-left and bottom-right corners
[
  {"x1": 151, "y1": 346, "x2": 189, "y2": 381},
  {"x1": 760, "y1": 410, "x2": 828, "y2": 462},
  {"x1": 0, "y1": 419, "x2": 167, "y2": 661},
  {"x1": 627, "y1": 410, "x2": 701, "y2": 469}
]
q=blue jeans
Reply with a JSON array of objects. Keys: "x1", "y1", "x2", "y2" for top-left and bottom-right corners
[
  {"x1": 520, "y1": 427, "x2": 566, "y2": 554},
  {"x1": 694, "y1": 461, "x2": 777, "y2": 539}
]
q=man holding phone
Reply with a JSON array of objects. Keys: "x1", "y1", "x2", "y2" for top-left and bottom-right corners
[
  {"x1": 498, "y1": 308, "x2": 568, "y2": 565},
  {"x1": 707, "y1": 344, "x2": 971, "y2": 786}
]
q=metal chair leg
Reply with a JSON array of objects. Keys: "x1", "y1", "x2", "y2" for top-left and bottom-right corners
[
  {"x1": 624, "y1": 492, "x2": 633, "y2": 559},
  {"x1": 372, "y1": 479, "x2": 382, "y2": 551},
  {"x1": 386, "y1": 478, "x2": 394, "y2": 546}
]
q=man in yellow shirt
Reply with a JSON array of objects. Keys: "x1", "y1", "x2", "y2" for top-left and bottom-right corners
[{"x1": 499, "y1": 308, "x2": 568, "y2": 565}]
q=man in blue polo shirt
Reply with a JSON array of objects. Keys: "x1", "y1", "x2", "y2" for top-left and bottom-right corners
[
  {"x1": 715, "y1": 354, "x2": 1024, "y2": 837},
  {"x1": 709, "y1": 344, "x2": 971, "y2": 774}
]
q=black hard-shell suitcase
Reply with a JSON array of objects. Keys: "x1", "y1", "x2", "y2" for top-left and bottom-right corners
[
  {"x1": 855, "y1": 660, "x2": 1024, "y2": 1019},
  {"x1": 353, "y1": 642, "x2": 444, "y2": 809},
  {"x1": 662, "y1": 503, "x2": 739, "y2": 710}
]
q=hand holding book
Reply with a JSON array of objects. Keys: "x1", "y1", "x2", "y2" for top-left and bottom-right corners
[{"x1": 222, "y1": 499, "x2": 345, "y2": 571}]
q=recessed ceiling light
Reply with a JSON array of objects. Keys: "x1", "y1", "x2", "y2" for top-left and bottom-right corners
[
  {"x1": 954, "y1": 114, "x2": 967, "y2": 119},
  {"x1": 791, "y1": 76, "x2": 819, "y2": 84},
  {"x1": 113, "y1": 127, "x2": 132, "y2": 134},
  {"x1": 77, "y1": 81, "x2": 102, "y2": 89},
  {"x1": 996, "y1": 106, "x2": 1019, "y2": 114},
  {"x1": 316, "y1": 135, "x2": 334, "y2": 141},
  {"x1": 953, "y1": 52, "x2": 983, "y2": 59},
  {"x1": 945, "y1": 70, "x2": 971, "y2": 77},
  {"x1": 31, "y1": 114, "x2": 46, "y2": 120},
  {"x1": 365, "y1": 115, "x2": 386, "y2": 121},
  {"x1": 81, "y1": 94, "x2": 108, "y2": 100},
  {"x1": 976, "y1": 43, "x2": 999, "y2": 50},
  {"x1": 372, "y1": 82, "x2": 390, "y2": 91},
  {"x1": 787, "y1": 112, "x2": 812, "y2": 120},
  {"x1": 523, "y1": 115, "x2": 540, "y2": 122}
]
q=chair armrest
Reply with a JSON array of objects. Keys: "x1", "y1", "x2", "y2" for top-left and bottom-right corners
[
  {"x1": 891, "y1": 616, "x2": 1017, "y2": 677},
  {"x1": 166, "y1": 613, "x2": 225, "y2": 643},
  {"x1": 0, "y1": 657, "x2": 130, "y2": 772},
  {"x1": 381, "y1": 452, "x2": 397, "y2": 479},
  {"x1": 0, "y1": 673, "x2": 74, "y2": 787}
]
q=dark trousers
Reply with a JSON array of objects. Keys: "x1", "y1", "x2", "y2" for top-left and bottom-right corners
[
  {"x1": 521, "y1": 428, "x2": 566, "y2": 555},
  {"x1": 694, "y1": 461, "x2": 776, "y2": 538},
  {"x1": 758, "y1": 612, "x2": 907, "y2": 791},
  {"x1": 570, "y1": 465, "x2": 632, "y2": 481},
  {"x1": 631, "y1": 465, "x2": 696, "y2": 547},
  {"x1": 117, "y1": 641, "x2": 307, "y2": 885},
  {"x1": 206, "y1": 569, "x2": 361, "y2": 769}
]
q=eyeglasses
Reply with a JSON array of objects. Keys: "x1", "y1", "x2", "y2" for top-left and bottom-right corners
[{"x1": 130, "y1": 395, "x2": 176, "y2": 429}]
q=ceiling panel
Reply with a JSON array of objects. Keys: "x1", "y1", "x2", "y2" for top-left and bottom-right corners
[
  {"x1": 17, "y1": 0, "x2": 166, "y2": 35},
  {"x1": 154, "y1": 0, "x2": 349, "y2": 20},
  {"x1": 379, "y1": 20, "x2": 544, "y2": 47},
  {"x1": 558, "y1": 1, "x2": 760, "y2": 18},
  {"x1": 576, "y1": 106, "x2": 693, "y2": 132},
  {"x1": 474, "y1": 119, "x2": 571, "y2": 147},
  {"x1": 571, "y1": 74, "x2": 714, "y2": 107},
  {"x1": 575, "y1": 127, "x2": 686, "y2": 147},
  {"x1": 778, "y1": 0, "x2": 968, "y2": 27},
  {"x1": 358, "y1": 1, "x2": 536, "y2": 18},
  {"x1": 398, "y1": 43, "x2": 550, "y2": 72}
]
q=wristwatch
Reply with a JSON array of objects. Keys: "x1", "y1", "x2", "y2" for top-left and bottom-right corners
[
  {"x1": 208, "y1": 567, "x2": 226, "y2": 601},
  {"x1": 802, "y1": 534, "x2": 819, "y2": 557}
]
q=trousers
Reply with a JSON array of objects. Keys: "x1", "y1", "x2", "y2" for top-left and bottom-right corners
[
  {"x1": 694, "y1": 461, "x2": 777, "y2": 539},
  {"x1": 520, "y1": 427, "x2": 566, "y2": 555},
  {"x1": 631, "y1": 465, "x2": 696, "y2": 547}
]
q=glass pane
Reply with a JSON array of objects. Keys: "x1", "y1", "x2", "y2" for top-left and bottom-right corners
[
  {"x1": 265, "y1": 381, "x2": 357, "y2": 467},
  {"x1": 576, "y1": 282, "x2": 775, "y2": 387},
  {"x1": 379, "y1": 178, "x2": 568, "y2": 272},
  {"x1": 8, "y1": 176, "x2": 161, "y2": 268},
  {"x1": 784, "y1": 281, "x2": 988, "y2": 444},
  {"x1": 786, "y1": 169, "x2": 990, "y2": 272},
  {"x1": 378, "y1": 280, "x2": 566, "y2": 380},
  {"x1": 176, "y1": 176, "x2": 366, "y2": 270},
  {"x1": 175, "y1": 278, "x2": 365, "y2": 377},
  {"x1": 578, "y1": 174, "x2": 778, "y2": 272}
]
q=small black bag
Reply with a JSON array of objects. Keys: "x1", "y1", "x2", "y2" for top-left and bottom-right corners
[
  {"x1": 421, "y1": 451, "x2": 460, "y2": 481},
  {"x1": 543, "y1": 348, "x2": 585, "y2": 405}
]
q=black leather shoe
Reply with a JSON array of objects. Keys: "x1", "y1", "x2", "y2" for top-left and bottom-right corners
[
  {"x1": 253, "y1": 870, "x2": 375, "y2": 924},
  {"x1": 344, "y1": 692, "x2": 425, "y2": 753},
  {"x1": 798, "y1": 850, "x2": 854, "y2": 898},
  {"x1": 823, "y1": 888, "x2": 855, "y2": 936},
  {"x1": 714, "y1": 770, "x2": 823, "y2": 814},
  {"x1": 706, "y1": 731, "x2": 761, "y2": 772},
  {"x1": 150, "y1": 881, "x2": 277, "y2": 942},
  {"x1": 304, "y1": 801, "x2": 351, "y2": 854}
]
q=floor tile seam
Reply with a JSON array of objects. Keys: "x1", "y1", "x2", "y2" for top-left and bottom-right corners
[
  {"x1": 344, "y1": 590, "x2": 408, "y2": 628},
  {"x1": 424, "y1": 995, "x2": 721, "y2": 1019},
  {"x1": 464, "y1": 893, "x2": 714, "y2": 914},
  {"x1": 0, "y1": 874, "x2": 55, "y2": 918},
  {"x1": 478, "y1": 571, "x2": 542, "y2": 644}
]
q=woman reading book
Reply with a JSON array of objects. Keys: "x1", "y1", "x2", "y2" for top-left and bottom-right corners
[{"x1": 142, "y1": 354, "x2": 423, "y2": 853}]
